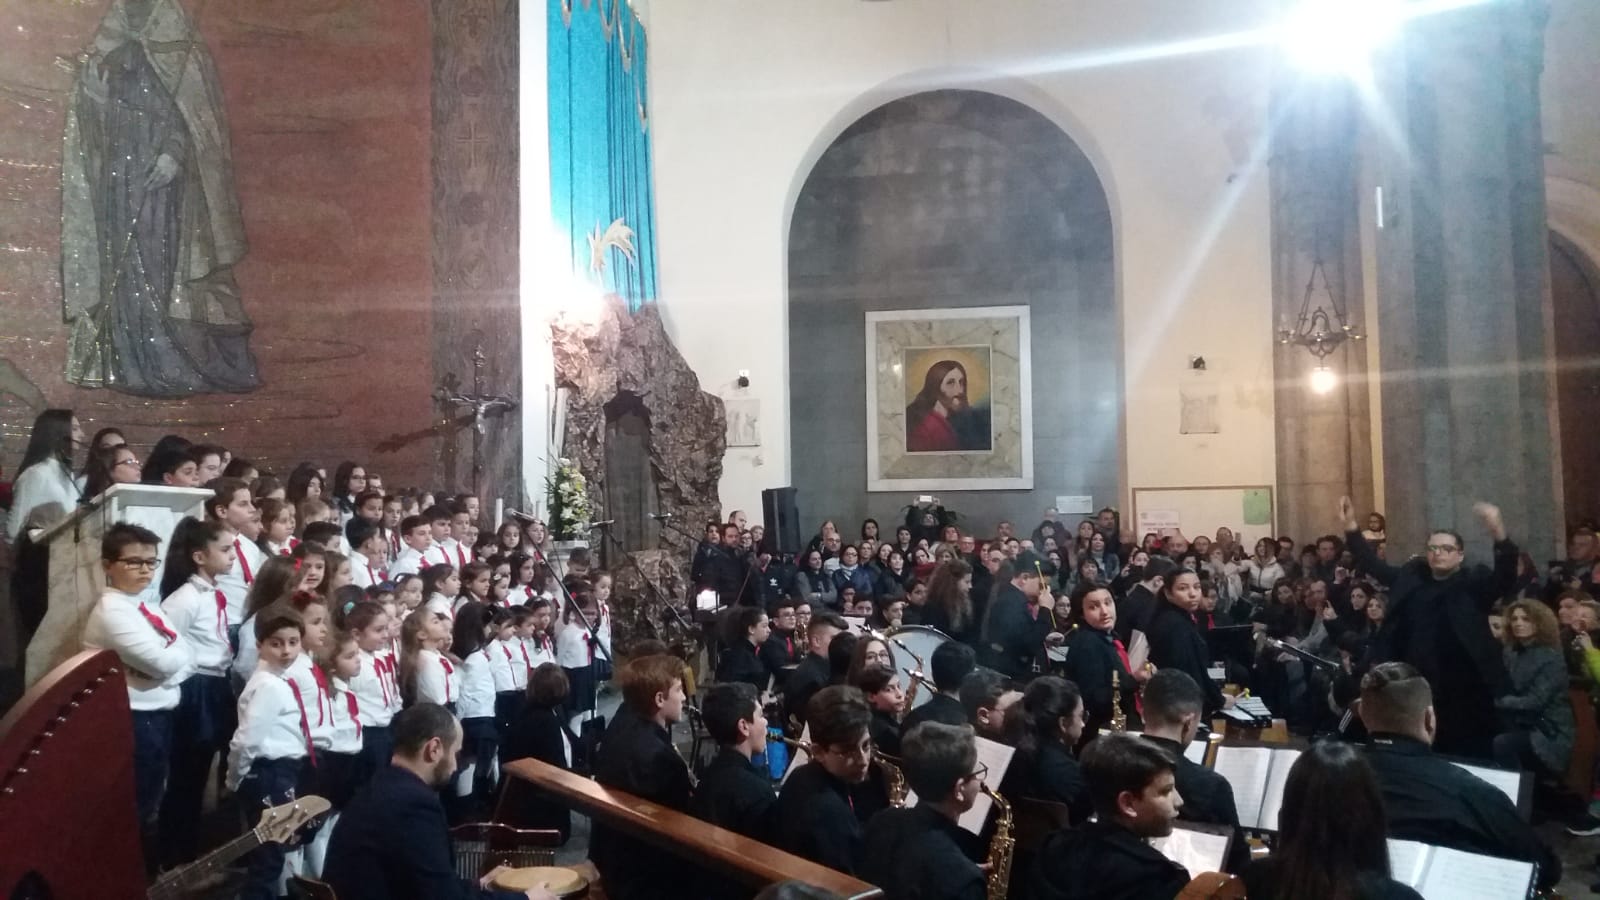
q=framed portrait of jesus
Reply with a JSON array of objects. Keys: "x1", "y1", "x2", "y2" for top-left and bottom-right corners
[{"x1": 865, "y1": 306, "x2": 1033, "y2": 491}]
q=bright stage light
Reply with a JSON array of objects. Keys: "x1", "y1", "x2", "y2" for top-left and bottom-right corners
[
  {"x1": 1280, "y1": 0, "x2": 1407, "y2": 77},
  {"x1": 1309, "y1": 365, "x2": 1339, "y2": 395}
]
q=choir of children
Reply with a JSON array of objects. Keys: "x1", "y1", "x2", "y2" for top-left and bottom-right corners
[{"x1": 78, "y1": 459, "x2": 610, "y2": 897}]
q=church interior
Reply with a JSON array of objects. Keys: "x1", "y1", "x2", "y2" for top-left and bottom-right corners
[{"x1": 3, "y1": 0, "x2": 1600, "y2": 897}]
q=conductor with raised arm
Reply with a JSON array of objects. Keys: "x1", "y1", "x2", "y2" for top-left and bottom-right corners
[{"x1": 1339, "y1": 496, "x2": 1517, "y2": 759}]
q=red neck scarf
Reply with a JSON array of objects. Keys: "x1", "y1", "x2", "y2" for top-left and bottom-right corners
[
  {"x1": 138, "y1": 603, "x2": 178, "y2": 646},
  {"x1": 287, "y1": 678, "x2": 318, "y2": 766},
  {"x1": 234, "y1": 539, "x2": 253, "y2": 585}
]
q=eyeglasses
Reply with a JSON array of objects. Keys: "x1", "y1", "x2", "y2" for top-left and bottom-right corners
[
  {"x1": 114, "y1": 458, "x2": 140, "y2": 468},
  {"x1": 116, "y1": 557, "x2": 159, "y2": 570},
  {"x1": 821, "y1": 740, "x2": 873, "y2": 763},
  {"x1": 1426, "y1": 544, "x2": 1461, "y2": 554},
  {"x1": 967, "y1": 762, "x2": 989, "y2": 783}
]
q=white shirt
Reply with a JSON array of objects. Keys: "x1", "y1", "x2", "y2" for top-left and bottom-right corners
[
  {"x1": 496, "y1": 634, "x2": 528, "y2": 688},
  {"x1": 233, "y1": 614, "x2": 261, "y2": 682},
  {"x1": 415, "y1": 649, "x2": 453, "y2": 705},
  {"x1": 555, "y1": 618, "x2": 606, "y2": 668},
  {"x1": 82, "y1": 587, "x2": 193, "y2": 711},
  {"x1": 487, "y1": 639, "x2": 518, "y2": 693},
  {"x1": 440, "y1": 537, "x2": 472, "y2": 570},
  {"x1": 325, "y1": 678, "x2": 363, "y2": 754},
  {"x1": 456, "y1": 649, "x2": 498, "y2": 720},
  {"x1": 5, "y1": 459, "x2": 79, "y2": 541},
  {"x1": 523, "y1": 633, "x2": 556, "y2": 672},
  {"x1": 350, "y1": 550, "x2": 381, "y2": 590},
  {"x1": 218, "y1": 535, "x2": 265, "y2": 626},
  {"x1": 162, "y1": 574, "x2": 233, "y2": 674},
  {"x1": 424, "y1": 593, "x2": 454, "y2": 621},
  {"x1": 228, "y1": 665, "x2": 309, "y2": 789},
  {"x1": 424, "y1": 541, "x2": 455, "y2": 569},
  {"x1": 286, "y1": 654, "x2": 335, "y2": 750},
  {"x1": 350, "y1": 648, "x2": 398, "y2": 728},
  {"x1": 262, "y1": 537, "x2": 299, "y2": 558},
  {"x1": 389, "y1": 546, "x2": 427, "y2": 578}
]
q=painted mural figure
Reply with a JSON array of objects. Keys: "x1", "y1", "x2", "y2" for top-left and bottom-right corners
[
  {"x1": 60, "y1": 0, "x2": 259, "y2": 397},
  {"x1": 905, "y1": 359, "x2": 991, "y2": 453}
]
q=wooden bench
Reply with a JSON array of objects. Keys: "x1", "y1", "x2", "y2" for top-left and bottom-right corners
[{"x1": 500, "y1": 758, "x2": 883, "y2": 899}]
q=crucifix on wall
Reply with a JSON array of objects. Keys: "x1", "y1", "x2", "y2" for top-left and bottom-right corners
[{"x1": 433, "y1": 341, "x2": 518, "y2": 495}]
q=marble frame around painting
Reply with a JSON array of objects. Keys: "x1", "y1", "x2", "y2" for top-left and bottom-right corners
[{"x1": 865, "y1": 305, "x2": 1033, "y2": 492}]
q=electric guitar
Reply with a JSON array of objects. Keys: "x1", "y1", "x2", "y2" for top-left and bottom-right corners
[{"x1": 145, "y1": 796, "x2": 331, "y2": 900}]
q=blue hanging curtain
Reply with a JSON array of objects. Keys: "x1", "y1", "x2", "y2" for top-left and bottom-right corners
[{"x1": 548, "y1": 0, "x2": 659, "y2": 312}]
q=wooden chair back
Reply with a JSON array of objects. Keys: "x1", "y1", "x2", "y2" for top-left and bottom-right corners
[{"x1": 501, "y1": 757, "x2": 883, "y2": 898}]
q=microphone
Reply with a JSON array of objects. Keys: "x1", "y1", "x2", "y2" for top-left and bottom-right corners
[
  {"x1": 505, "y1": 509, "x2": 538, "y2": 523},
  {"x1": 587, "y1": 520, "x2": 615, "y2": 529},
  {"x1": 649, "y1": 512, "x2": 675, "y2": 521}
]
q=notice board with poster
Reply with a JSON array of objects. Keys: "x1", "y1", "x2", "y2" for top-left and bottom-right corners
[{"x1": 1131, "y1": 486, "x2": 1275, "y2": 546}]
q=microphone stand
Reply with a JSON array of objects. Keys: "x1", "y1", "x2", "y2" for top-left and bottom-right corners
[
  {"x1": 538, "y1": 529, "x2": 615, "y2": 734},
  {"x1": 593, "y1": 523, "x2": 702, "y2": 654}
]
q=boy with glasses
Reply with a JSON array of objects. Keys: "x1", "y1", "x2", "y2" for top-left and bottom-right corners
[
  {"x1": 81, "y1": 522, "x2": 194, "y2": 871},
  {"x1": 776, "y1": 685, "x2": 873, "y2": 874}
]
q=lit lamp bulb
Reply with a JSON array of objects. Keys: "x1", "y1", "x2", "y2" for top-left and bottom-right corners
[
  {"x1": 1280, "y1": 0, "x2": 1406, "y2": 78},
  {"x1": 1309, "y1": 365, "x2": 1339, "y2": 395}
]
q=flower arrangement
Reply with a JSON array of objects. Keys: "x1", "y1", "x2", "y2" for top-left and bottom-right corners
[{"x1": 545, "y1": 458, "x2": 592, "y2": 540}]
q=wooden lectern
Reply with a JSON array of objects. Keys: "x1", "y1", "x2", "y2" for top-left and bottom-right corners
[{"x1": 23, "y1": 484, "x2": 211, "y2": 686}]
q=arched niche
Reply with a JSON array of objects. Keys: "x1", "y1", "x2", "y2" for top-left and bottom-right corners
[{"x1": 786, "y1": 89, "x2": 1120, "y2": 529}]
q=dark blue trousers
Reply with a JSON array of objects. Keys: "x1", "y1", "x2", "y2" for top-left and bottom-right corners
[
  {"x1": 160, "y1": 674, "x2": 236, "y2": 866},
  {"x1": 237, "y1": 756, "x2": 306, "y2": 900}
]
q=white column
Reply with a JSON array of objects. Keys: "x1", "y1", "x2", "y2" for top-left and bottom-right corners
[{"x1": 520, "y1": 1, "x2": 554, "y2": 518}]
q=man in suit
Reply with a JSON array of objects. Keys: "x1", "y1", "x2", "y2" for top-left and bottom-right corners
[
  {"x1": 1358, "y1": 662, "x2": 1559, "y2": 891},
  {"x1": 1138, "y1": 670, "x2": 1248, "y2": 872},
  {"x1": 1116, "y1": 556, "x2": 1174, "y2": 645},
  {"x1": 325, "y1": 703, "x2": 552, "y2": 900}
]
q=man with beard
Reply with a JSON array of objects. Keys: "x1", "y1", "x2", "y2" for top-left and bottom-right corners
[
  {"x1": 326, "y1": 703, "x2": 553, "y2": 899},
  {"x1": 905, "y1": 360, "x2": 989, "y2": 452}
]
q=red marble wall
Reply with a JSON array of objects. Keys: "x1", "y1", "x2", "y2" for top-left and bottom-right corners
[{"x1": 0, "y1": 0, "x2": 437, "y2": 486}]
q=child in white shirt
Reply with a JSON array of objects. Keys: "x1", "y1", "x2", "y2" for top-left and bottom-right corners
[
  {"x1": 82, "y1": 523, "x2": 192, "y2": 868},
  {"x1": 402, "y1": 607, "x2": 457, "y2": 709},
  {"x1": 345, "y1": 601, "x2": 399, "y2": 783},
  {"x1": 451, "y1": 601, "x2": 501, "y2": 820},
  {"x1": 228, "y1": 606, "x2": 312, "y2": 900},
  {"x1": 157, "y1": 518, "x2": 238, "y2": 866},
  {"x1": 304, "y1": 630, "x2": 364, "y2": 878}
]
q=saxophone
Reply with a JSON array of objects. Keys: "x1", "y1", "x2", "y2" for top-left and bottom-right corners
[
  {"x1": 874, "y1": 750, "x2": 909, "y2": 808},
  {"x1": 980, "y1": 783, "x2": 1014, "y2": 900},
  {"x1": 895, "y1": 641, "x2": 926, "y2": 714},
  {"x1": 1110, "y1": 669, "x2": 1128, "y2": 732}
]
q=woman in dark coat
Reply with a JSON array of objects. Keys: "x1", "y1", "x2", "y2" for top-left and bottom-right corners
[{"x1": 499, "y1": 663, "x2": 577, "y2": 838}]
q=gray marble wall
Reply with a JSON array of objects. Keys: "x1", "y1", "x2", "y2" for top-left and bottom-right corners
[{"x1": 787, "y1": 90, "x2": 1120, "y2": 537}]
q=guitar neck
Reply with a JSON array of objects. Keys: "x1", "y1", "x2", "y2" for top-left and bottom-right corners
[{"x1": 147, "y1": 830, "x2": 261, "y2": 900}]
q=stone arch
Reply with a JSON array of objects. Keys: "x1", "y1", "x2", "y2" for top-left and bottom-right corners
[{"x1": 785, "y1": 88, "x2": 1120, "y2": 529}]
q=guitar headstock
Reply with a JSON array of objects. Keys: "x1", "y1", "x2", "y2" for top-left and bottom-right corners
[{"x1": 253, "y1": 795, "x2": 331, "y2": 845}]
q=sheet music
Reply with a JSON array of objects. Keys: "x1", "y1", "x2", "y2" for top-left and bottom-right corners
[
  {"x1": 1151, "y1": 826, "x2": 1231, "y2": 878},
  {"x1": 842, "y1": 616, "x2": 867, "y2": 634},
  {"x1": 1210, "y1": 746, "x2": 1272, "y2": 830},
  {"x1": 1207, "y1": 665, "x2": 1226, "y2": 682},
  {"x1": 1046, "y1": 645, "x2": 1069, "y2": 663},
  {"x1": 1127, "y1": 630, "x2": 1150, "y2": 671},
  {"x1": 1257, "y1": 748, "x2": 1300, "y2": 832},
  {"x1": 904, "y1": 735, "x2": 1016, "y2": 835},
  {"x1": 1451, "y1": 761, "x2": 1524, "y2": 810},
  {"x1": 1386, "y1": 839, "x2": 1430, "y2": 888},
  {"x1": 1387, "y1": 840, "x2": 1537, "y2": 900}
]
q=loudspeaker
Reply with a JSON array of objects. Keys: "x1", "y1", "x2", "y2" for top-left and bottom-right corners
[{"x1": 762, "y1": 487, "x2": 801, "y2": 557}]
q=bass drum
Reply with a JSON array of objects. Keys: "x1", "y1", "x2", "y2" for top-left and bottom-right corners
[{"x1": 884, "y1": 624, "x2": 954, "y2": 709}]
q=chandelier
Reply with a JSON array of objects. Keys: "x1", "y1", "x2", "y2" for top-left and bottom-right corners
[{"x1": 1278, "y1": 256, "x2": 1363, "y2": 360}]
